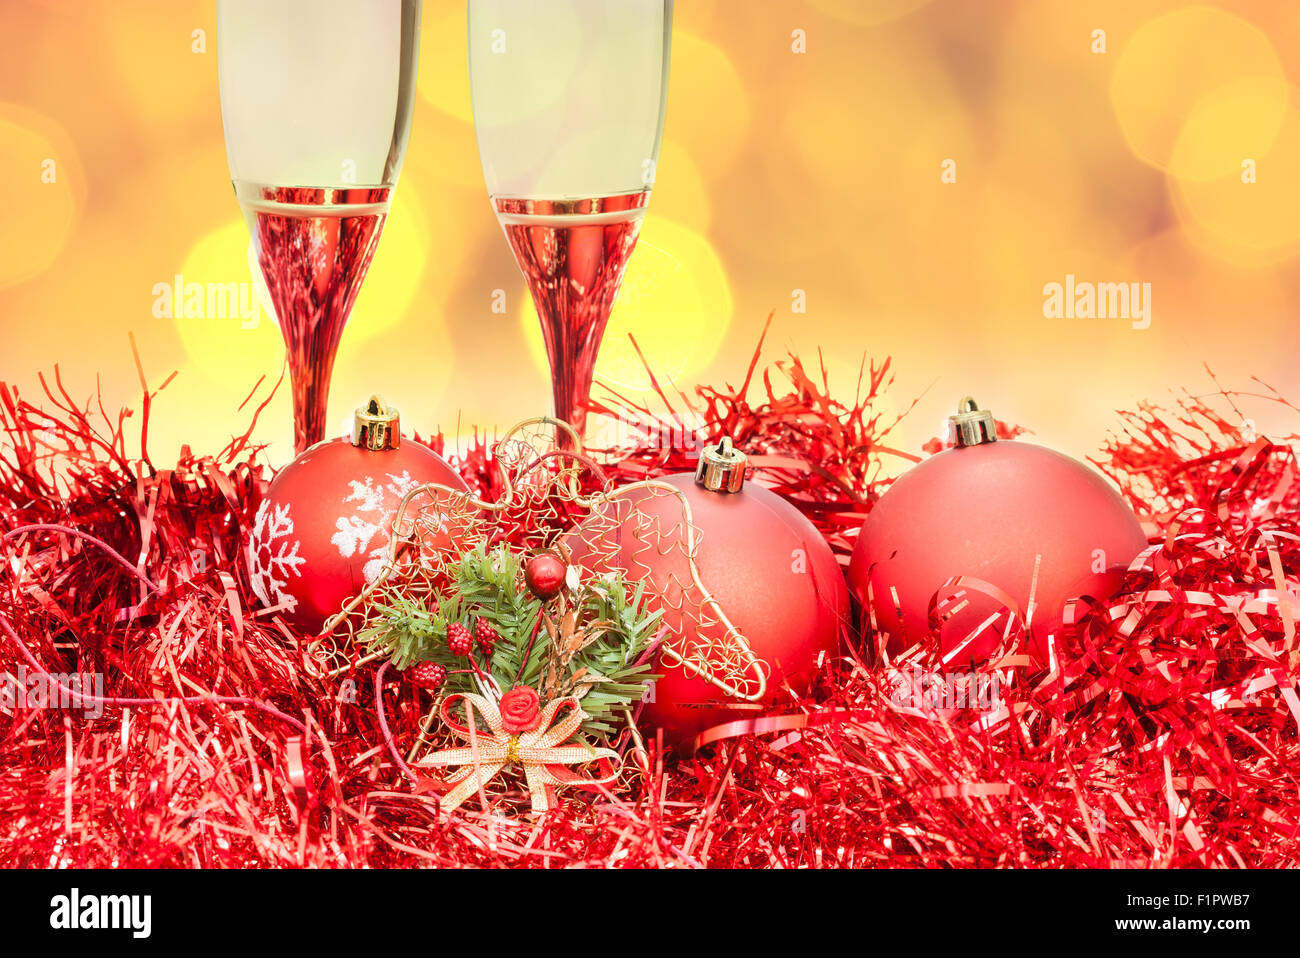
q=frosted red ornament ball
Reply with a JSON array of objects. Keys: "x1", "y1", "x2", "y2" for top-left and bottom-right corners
[
  {"x1": 568, "y1": 438, "x2": 849, "y2": 746},
  {"x1": 848, "y1": 398, "x2": 1148, "y2": 665}
]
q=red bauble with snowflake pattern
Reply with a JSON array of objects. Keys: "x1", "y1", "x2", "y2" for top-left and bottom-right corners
[{"x1": 247, "y1": 397, "x2": 468, "y2": 634}]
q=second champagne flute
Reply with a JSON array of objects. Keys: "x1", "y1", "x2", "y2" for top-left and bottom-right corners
[{"x1": 468, "y1": 0, "x2": 673, "y2": 439}]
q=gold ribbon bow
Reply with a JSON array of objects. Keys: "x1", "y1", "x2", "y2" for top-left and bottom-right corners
[{"x1": 416, "y1": 692, "x2": 620, "y2": 814}]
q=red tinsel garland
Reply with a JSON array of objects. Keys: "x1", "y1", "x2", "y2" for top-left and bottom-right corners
[{"x1": 0, "y1": 343, "x2": 1297, "y2": 868}]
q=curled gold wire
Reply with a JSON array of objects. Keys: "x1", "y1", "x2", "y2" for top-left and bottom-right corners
[{"x1": 318, "y1": 416, "x2": 769, "y2": 702}]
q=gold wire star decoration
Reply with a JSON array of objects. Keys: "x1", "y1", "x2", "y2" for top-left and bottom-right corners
[{"x1": 310, "y1": 417, "x2": 769, "y2": 702}]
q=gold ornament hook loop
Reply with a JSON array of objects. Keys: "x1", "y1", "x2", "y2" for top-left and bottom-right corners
[
  {"x1": 948, "y1": 396, "x2": 997, "y2": 448},
  {"x1": 352, "y1": 395, "x2": 401, "y2": 451}
]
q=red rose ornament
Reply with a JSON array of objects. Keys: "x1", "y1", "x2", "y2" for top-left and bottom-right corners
[{"x1": 499, "y1": 686, "x2": 542, "y2": 734}]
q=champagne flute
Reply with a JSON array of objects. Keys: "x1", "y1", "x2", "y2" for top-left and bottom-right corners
[
  {"x1": 468, "y1": 0, "x2": 673, "y2": 439},
  {"x1": 218, "y1": 0, "x2": 421, "y2": 454}
]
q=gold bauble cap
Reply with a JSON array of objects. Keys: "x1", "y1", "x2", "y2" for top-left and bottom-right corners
[
  {"x1": 947, "y1": 396, "x2": 997, "y2": 448},
  {"x1": 352, "y1": 395, "x2": 401, "y2": 451},
  {"x1": 695, "y1": 436, "x2": 748, "y2": 493}
]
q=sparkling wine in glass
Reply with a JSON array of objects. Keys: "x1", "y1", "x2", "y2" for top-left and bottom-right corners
[
  {"x1": 218, "y1": 0, "x2": 421, "y2": 454},
  {"x1": 469, "y1": 0, "x2": 672, "y2": 439}
]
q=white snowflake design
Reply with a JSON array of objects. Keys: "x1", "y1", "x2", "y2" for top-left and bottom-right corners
[
  {"x1": 248, "y1": 499, "x2": 305, "y2": 610},
  {"x1": 330, "y1": 471, "x2": 423, "y2": 584}
]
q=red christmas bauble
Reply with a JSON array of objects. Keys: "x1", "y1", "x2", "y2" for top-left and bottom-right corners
[
  {"x1": 847, "y1": 398, "x2": 1147, "y2": 665},
  {"x1": 247, "y1": 398, "x2": 468, "y2": 633},
  {"x1": 568, "y1": 439, "x2": 849, "y2": 746}
]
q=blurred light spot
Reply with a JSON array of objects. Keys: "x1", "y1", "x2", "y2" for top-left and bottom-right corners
[
  {"x1": 666, "y1": 32, "x2": 751, "y2": 177},
  {"x1": 416, "y1": 3, "x2": 473, "y2": 123},
  {"x1": 347, "y1": 180, "x2": 430, "y2": 338},
  {"x1": 781, "y1": 56, "x2": 964, "y2": 225},
  {"x1": 329, "y1": 321, "x2": 456, "y2": 459},
  {"x1": 1168, "y1": 77, "x2": 1288, "y2": 183},
  {"x1": 408, "y1": 108, "x2": 488, "y2": 189},
  {"x1": 174, "y1": 219, "x2": 285, "y2": 385},
  {"x1": 147, "y1": 360, "x2": 294, "y2": 465},
  {"x1": 1173, "y1": 96, "x2": 1300, "y2": 265},
  {"x1": 0, "y1": 106, "x2": 82, "y2": 289},
  {"x1": 101, "y1": 4, "x2": 212, "y2": 131},
  {"x1": 641, "y1": 139, "x2": 711, "y2": 231},
  {"x1": 757, "y1": 35, "x2": 969, "y2": 268},
  {"x1": 520, "y1": 216, "x2": 732, "y2": 394},
  {"x1": 1111, "y1": 8, "x2": 1284, "y2": 173}
]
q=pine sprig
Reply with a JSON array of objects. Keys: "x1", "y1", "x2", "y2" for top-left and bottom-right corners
[
  {"x1": 360, "y1": 544, "x2": 660, "y2": 740},
  {"x1": 539, "y1": 577, "x2": 662, "y2": 737},
  {"x1": 360, "y1": 545, "x2": 540, "y2": 674}
]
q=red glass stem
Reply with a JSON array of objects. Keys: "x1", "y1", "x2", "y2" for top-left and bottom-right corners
[
  {"x1": 499, "y1": 195, "x2": 646, "y2": 440},
  {"x1": 254, "y1": 199, "x2": 387, "y2": 454}
]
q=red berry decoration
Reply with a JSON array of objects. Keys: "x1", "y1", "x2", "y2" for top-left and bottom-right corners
[
  {"x1": 447, "y1": 622, "x2": 474, "y2": 656},
  {"x1": 848, "y1": 398, "x2": 1148, "y2": 665},
  {"x1": 247, "y1": 396, "x2": 469, "y2": 634},
  {"x1": 409, "y1": 662, "x2": 447, "y2": 691},
  {"x1": 474, "y1": 618, "x2": 499, "y2": 653},
  {"x1": 525, "y1": 552, "x2": 568, "y2": 600}
]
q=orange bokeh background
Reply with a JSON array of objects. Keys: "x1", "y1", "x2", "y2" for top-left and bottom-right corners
[{"x1": 3, "y1": 0, "x2": 1300, "y2": 470}]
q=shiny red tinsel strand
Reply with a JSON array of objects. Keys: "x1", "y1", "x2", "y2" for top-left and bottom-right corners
[{"x1": 0, "y1": 345, "x2": 1297, "y2": 868}]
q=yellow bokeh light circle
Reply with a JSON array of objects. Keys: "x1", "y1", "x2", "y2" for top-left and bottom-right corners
[
  {"x1": 348, "y1": 181, "x2": 431, "y2": 338},
  {"x1": 101, "y1": 4, "x2": 213, "y2": 131},
  {"x1": 764, "y1": 33, "x2": 971, "y2": 269},
  {"x1": 1173, "y1": 95, "x2": 1300, "y2": 266},
  {"x1": 666, "y1": 32, "x2": 751, "y2": 178},
  {"x1": 637, "y1": 139, "x2": 711, "y2": 232},
  {"x1": 519, "y1": 216, "x2": 732, "y2": 394},
  {"x1": 781, "y1": 50, "x2": 966, "y2": 228},
  {"x1": 1111, "y1": 7, "x2": 1286, "y2": 177},
  {"x1": 1168, "y1": 77, "x2": 1289, "y2": 184},
  {"x1": 174, "y1": 219, "x2": 286, "y2": 386},
  {"x1": 417, "y1": 2, "x2": 473, "y2": 124},
  {"x1": 0, "y1": 105, "x2": 83, "y2": 289},
  {"x1": 407, "y1": 108, "x2": 488, "y2": 190}
]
